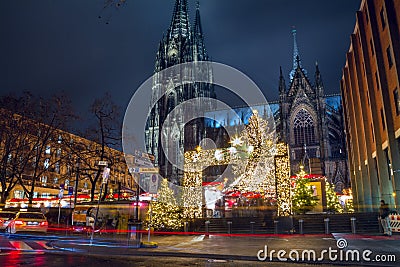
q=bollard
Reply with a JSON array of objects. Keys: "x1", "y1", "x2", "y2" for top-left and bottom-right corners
[
  {"x1": 351, "y1": 217, "x2": 356, "y2": 234},
  {"x1": 324, "y1": 218, "x2": 330, "y2": 234},
  {"x1": 250, "y1": 221, "x2": 255, "y2": 234},
  {"x1": 274, "y1": 220, "x2": 279, "y2": 234},
  {"x1": 184, "y1": 221, "x2": 188, "y2": 232},
  {"x1": 205, "y1": 220, "x2": 210, "y2": 236},
  {"x1": 298, "y1": 219, "x2": 304, "y2": 235},
  {"x1": 227, "y1": 221, "x2": 232, "y2": 234}
]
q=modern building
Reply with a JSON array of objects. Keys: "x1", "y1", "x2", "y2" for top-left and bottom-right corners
[
  {"x1": 340, "y1": 0, "x2": 400, "y2": 211},
  {"x1": 145, "y1": 0, "x2": 215, "y2": 184}
]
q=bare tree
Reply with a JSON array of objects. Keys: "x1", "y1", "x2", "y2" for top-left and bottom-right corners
[
  {"x1": 0, "y1": 92, "x2": 75, "y2": 204},
  {"x1": 75, "y1": 93, "x2": 125, "y2": 202}
]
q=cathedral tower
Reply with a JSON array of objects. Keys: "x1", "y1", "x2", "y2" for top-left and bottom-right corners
[
  {"x1": 278, "y1": 29, "x2": 342, "y2": 183},
  {"x1": 145, "y1": 0, "x2": 215, "y2": 184}
]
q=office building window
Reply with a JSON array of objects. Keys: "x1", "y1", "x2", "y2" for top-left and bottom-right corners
[
  {"x1": 386, "y1": 46, "x2": 393, "y2": 68},
  {"x1": 370, "y1": 39, "x2": 374, "y2": 55},
  {"x1": 44, "y1": 158, "x2": 50, "y2": 169},
  {"x1": 394, "y1": 88, "x2": 400, "y2": 115},
  {"x1": 371, "y1": 123, "x2": 375, "y2": 143},
  {"x1": 384, "y1": 148, "x2": 391, "y2": 180},
  {"x1": 55, "y1": 162, "x2": 60, "y2": 174},
  {"x1": 380, "y1": 8, "x2": 386, "y2": 29}
]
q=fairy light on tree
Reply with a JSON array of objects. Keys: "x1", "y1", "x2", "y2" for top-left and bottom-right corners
[
  {"x1": 145, "y1": 178, "x2": 183, "y2": 230},
  {"x1": 325, "y1": 180, "x2": 343, "y2": 213},
  {"x1": 291, "y1": 165, "x2": 318, "y2": 214},
  {"x1": 274, "y1": 143, "x2": 291, "y2": 216},
  {"x1": 232, "y1": 110, "x2": 276, "y2": 193}
]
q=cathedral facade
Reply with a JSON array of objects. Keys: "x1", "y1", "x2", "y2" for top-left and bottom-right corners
[
  {"x1": 203, "y1": 29, "x2": 349, "y2": 191},
  {"x1": 278, "y1": 29, "x2": 349, "y2": 191},
  {"x1": 145, "y1": 1, "x2": 349, "y2": 192},
  {"x1": 145, "y1": 0, "x2": 215, "y2": 184}
]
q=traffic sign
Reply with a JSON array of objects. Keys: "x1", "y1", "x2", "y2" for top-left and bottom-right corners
[
  {"x1": 102, "y1": 167, "x2": 110, "y2": 184},
  {"x1": 58, "y1": 189, "x2": 64, "y2": 199},
  {"x1": 148, "y1": 174, "x2": 159, "y2": 194},
  {"x1": 135, "y1": 157, "x2": 154, "y2": 167},
  {"x1": 130, "y1": 167, "x2": 159, "y2": 173}
]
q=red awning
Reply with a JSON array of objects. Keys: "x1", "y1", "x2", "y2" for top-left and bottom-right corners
[
  {"x1": 8, "y1": 198, "x2": 27, "y2": 202},
  {"x1": 291, "y1": 174, "x2": 324, "y2": 179}
]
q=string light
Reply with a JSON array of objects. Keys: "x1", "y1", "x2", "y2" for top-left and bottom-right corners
[{"x1": 182, "y1": 110, "x2": 287, "y2": 218}]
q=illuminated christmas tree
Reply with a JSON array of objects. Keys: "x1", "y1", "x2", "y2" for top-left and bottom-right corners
[
  {"x1": 291, "y1": 166, "x2": 318, "y2": 214},
  {"x1": 325, "y1": 181, "x2": 343, "y2": 213},
  {"x1": 232, "y1": 110, "x2": 276, "y2": 193},
  {"x1": 146, "y1": 178, "x2": 183, "y2": 230}
]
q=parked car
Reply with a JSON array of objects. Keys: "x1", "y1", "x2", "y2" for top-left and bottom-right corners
[
  {"x1": 0, "y1": 211, "x2": 16, "y2": 231},
  {"x1": 7, "y1": 211, "x2": 48, "y2": 234}
]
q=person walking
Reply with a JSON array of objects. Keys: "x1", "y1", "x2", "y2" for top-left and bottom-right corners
[{"x1": 379, "y1": 200, "x2": 392, "y2": 236}]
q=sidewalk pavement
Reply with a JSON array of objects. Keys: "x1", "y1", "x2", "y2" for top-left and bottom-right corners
[{"x1": 50, "y1": 232, "x2": 400, "y2": 266}]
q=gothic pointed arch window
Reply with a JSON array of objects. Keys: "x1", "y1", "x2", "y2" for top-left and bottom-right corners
[
  {"x1": 167, "y1": 92, "x2": 176, "y2": 113},
  {"x1": 293, "y1": 108, "x2": 316, "y2": 146}
]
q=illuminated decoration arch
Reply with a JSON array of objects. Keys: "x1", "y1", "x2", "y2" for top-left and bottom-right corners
[
  {"x1": 182, "y1": 142, "x2": 291, "y2": 218},
  {"x1": 182, "y1": 111, "x2": 291, "y2": 218},
  {"x1": 274, "y1": 143, "x2": 292, "y2": 216}
]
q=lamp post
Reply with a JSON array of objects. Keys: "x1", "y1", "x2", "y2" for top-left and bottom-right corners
[{"x1": 74, "y1": 158, "x2": 80, "y2": 207}]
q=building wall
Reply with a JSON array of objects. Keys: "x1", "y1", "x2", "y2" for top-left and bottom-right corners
[
  {"x1": 0, "y1": 111, "x2": 133, "y2": 201},
  {"x1": 341, "y1": 0, "x2": 400, "y2": 211}
]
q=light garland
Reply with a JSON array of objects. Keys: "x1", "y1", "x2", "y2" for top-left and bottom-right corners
[
  {"x1": 274, "y1": 143, "x2": 291, "y2": 216},
  {"x1": 182, "y1": 111, "x2": 290, "y2": 218}
]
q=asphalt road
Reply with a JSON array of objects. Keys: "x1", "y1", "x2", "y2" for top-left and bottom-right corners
[{"x1": 0, "y1": 232, "x2": 398, "y2": 266}]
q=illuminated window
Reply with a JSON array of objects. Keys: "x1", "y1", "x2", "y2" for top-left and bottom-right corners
[
  {"x1": 45, "y1": 145, "x2": 51, "y2": 155},
  {"x1": 293, "y1": 109, "x2": 315, "y2": 146},
  {"x1": 44, "y1": 158, "x2": 50, "y2": 169},
  {"x1": 41, "y1": 176, "x2": 47, "y2": 186},
  {"x1": 55, "y1": 162, "x2": 60, "y2": 174}
]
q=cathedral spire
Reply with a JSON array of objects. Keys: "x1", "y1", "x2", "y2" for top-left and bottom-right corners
[
  {"x1": 279, "y1": 66, "x2": 286, "y2": 95},
  {"x1": 169, "y1": 0, "x2": 190, "y2": 38},
  {"x1": 194, "y1": 1, "x2": 203, "y2": 39},
  {"x1": 289, "y1": 27, "x2": 307, "y2": 81},
  {"x1": 315, "y1": 61, "x2": 324, "y2": 96},
  {"x1": 193, "y1": 0, "x2": 208, "y2": 60}
]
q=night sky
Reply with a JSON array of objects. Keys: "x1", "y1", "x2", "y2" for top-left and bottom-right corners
[{"x1": 0, "y1": 0, "x2": 361, "y2": 120}]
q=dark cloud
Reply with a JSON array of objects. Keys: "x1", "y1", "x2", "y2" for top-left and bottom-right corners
[{"x1": 0, "y1": 0, "x2": 360, "y2": 117}]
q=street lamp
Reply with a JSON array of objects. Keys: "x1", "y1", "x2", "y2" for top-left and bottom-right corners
[{"x1": 74, "y1": 158, "x2": 80, "y2": 207}]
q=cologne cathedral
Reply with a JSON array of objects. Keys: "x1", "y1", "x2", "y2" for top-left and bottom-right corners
[
  {"x1": 145, "y1": 0, "x2": 349, "y2": 191},
  {"x1": 203, "y1": 31, "x2": 349, "y2": 191}
]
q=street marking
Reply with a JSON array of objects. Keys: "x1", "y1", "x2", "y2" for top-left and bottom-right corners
[
  {"x1": 35, "y1": 241, "x2": 54, "y2": 250},
  {"x1": 9, "y1": 241, "x2": 34, "y2": 251},
  {"x1": 192, "y1": 235, "x2": 205, "y2": 241}
]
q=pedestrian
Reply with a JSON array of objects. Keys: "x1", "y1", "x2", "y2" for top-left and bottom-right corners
[
  {"x1": 40, "y1": 203, "x2": 49, "y2": 215},
  {"x1": 379, "y1": 200, "x2": 392, "y2": 236}
]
